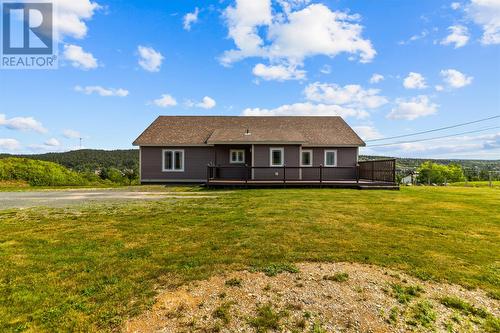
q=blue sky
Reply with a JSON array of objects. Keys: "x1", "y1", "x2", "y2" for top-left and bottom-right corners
[{"x1": 0, "y1": 0, "x2": 499, "y2": 159}]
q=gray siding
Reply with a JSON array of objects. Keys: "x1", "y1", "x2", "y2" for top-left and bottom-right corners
[{"x1": 141, "y1": 146, "x2": 215, "y2": 182}]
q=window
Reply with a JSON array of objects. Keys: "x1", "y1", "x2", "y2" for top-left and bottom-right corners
[
  {"x1": 324, "y1": 150, "x2": 337, "y2": 167},
  {"x1": 270, "y1": 147, "x2": 284, "y2": 167},
  {"x1": 162, "y1": 149, "x2": 184, "y2": 172},
  {"x1": 300, "y1": 149, "x2": 313, "y2": 167},
  {"x1": 230, "y1": 149, "x2": 245, "y2": 164}
]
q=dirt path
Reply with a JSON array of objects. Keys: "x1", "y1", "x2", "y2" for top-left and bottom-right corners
[
  {"x1": 125, "y1": 262, "x2": 499, "y2": 333},
  {"x1": 0, "y1": 189, "x2": 219, "y2": 209}
]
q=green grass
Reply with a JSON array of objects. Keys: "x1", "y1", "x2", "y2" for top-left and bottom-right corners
[
  {"x1": 248, "y1": 303, "x2": 286, "y2": 332},
  {"x1": 390, "y1": 283, "x2": 424, "y2": 304},
  {"x1": 323, "y1": 272, "x2": 349, "y2": 282},
  {"x1": 449, "y1": 181, "x2": 500, "y2": 188},
  {"x1": 406, "y1": 300, "x2": 436, "y2": 328},
  {"x1": 0, "y1": 186, "x2": 499, "y2": 332}
]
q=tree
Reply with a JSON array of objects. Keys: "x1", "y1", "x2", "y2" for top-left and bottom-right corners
[{"x1": 416, "y1": 162, "x2": 465, "y2": 185}]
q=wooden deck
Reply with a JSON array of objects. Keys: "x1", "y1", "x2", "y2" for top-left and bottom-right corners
[{"x1": 206, "y1": 179, "x2": 399, "y2": 190}]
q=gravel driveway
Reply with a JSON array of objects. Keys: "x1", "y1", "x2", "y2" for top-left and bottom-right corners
[{"x1": 0, "y1": 189, "x2": 217, "y2": 209}]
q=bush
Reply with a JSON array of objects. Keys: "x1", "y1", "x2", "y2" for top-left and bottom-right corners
[{"x1": 417, "y1": 162, "x2": 465, "y2": 184}]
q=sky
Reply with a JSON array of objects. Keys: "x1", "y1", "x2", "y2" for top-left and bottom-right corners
[{"x1": 0, "y1": 0, "x2": 499, "y2": 159}]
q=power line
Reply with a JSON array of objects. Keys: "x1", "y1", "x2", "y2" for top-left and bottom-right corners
[
  {"x1": 365, "y1": 115, "x2": 500, "y2": 142},
  {"x1": 367, "y1": 126, "x2": 500, "y2": 147}
]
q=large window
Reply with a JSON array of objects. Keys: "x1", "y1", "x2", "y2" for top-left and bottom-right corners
[
  {"x1": 230, "y1": 149, "x2": 245, "y2": 164},
  {"x1": 324, "y1": 150, "x2": 337, "y2": 167},
  {"x1": 270, "y1": 147, "x2": 284, "y2": 167},
  {"x1": 163, "y1": 149, "x2": 184, "y2": 172},
  {"x1": 300, "y1": 149, "x2": 313, "y2": 167}
]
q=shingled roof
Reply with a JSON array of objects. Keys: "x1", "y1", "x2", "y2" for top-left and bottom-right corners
[{"x1": 133, "y1": 116, "x2": 365, "y2": 147}]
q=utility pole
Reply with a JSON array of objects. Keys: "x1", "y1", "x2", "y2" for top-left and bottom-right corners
[
  {"x1": 489, "y1": 171, "x2": 492, "y2": 188},
  {"x1": 79, "y1": 137, "x2": 82, "y2": 149}
]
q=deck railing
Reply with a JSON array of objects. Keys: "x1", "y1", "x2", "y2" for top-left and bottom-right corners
[{"x1": 206, "y1": 159, "x2": 396, "y2": 185}]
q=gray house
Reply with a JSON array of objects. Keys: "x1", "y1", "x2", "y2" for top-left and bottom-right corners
[{"x1": 133, "y1": 116, "x2": 396, "y2": 188}]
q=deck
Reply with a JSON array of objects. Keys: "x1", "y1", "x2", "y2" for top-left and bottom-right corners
[
  {"x1": 205, "y1": 159, "x2": 399, "y2": 190},
  {"x1": 206, "y1": 179, "x2": 399, "y2": 190}
]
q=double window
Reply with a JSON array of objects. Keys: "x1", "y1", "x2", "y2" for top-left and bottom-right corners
[
  {"x1": 270, "y1": 147, "x2": 284, "y2": 167},
  {"x1": 163, "y1": 149, "x2": 184, "y2": 172},
  {"x1": 324, "y1": 150, "x2": 337, "y2": 167},
  {"x1": 300, "y1": 149, "x2": 313, "y2": 167},
  {"x1": 230, "y1": 149, "x2": 245, "y2": 164}
]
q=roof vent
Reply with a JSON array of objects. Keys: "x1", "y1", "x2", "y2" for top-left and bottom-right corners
[{"x1": 244, "y1": 128, "x2": 251, "y2": 136}]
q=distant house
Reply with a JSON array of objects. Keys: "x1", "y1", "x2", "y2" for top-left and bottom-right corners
[{"x1": 133, "y1": 116, "x2": 397, "y2": 188}]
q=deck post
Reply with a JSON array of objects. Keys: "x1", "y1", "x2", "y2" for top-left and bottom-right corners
[
  {"x1": 393, "y1": 159, "x2": 396, "y2": 183},
  {"x1": 283, "y1": 165, "x2": 286, "y2": 188},
  {"x1": 206, "y1": 165, "x2": 210, "y2": 188},
  {"x1": 356, "y1": 165, "x2": 359, "y2": 184},
  {"x1": 245, "y1": 164, "x2": 249, "y2": 188},
  {"x1": 371, "y1": 161, "x2": 375, "y2": 181},
  {"x1": 319, "y1": 164, "x2": 323, "y2": 188}
]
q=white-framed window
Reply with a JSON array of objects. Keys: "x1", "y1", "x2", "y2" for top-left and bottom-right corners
[
  {"x1": 270, "y1": 147, "x2": 284, "y2": 167},
  {"x1": 324, "y1": 149, "x2": 337, "y2": 167},
  {"x1": 300, "y1": 149, "x2": 313, "y2": 167},
  {"x1": 229, "y1": 149, "x2": 245, "y2": 164},
  {"x1": 162, "y1": 149, "x2": 184, "y2": 172}
]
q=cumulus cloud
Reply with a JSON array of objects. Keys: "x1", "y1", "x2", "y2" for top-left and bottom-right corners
[
  {"x1": 451, "y1": 2, "x2": 462, "y2": 10},
  {"x1": 53, "y1": 0, "x2": 101, "y2": 40},
  {"x1": 252, "y1": 63, "x2": 306, "y2": 81},
  {"x1": 221, "y1": 1, "x2": 375, "y2": 79},
  {"x1": 369, "y1": 73, "x2": 384, "y2": 84},
  {"x1": 196, "y1": 96, "x2": 216, "y2": 109},
  {"x1": 63, "y1": 44, "x2": 98, "y2": 70},
  {"x1": 320, "y1": 64, "x2": 331, "y2": 74},
  {"x1": 441, "y1": 25, "x2": 470, "y2": 48},
  {"x1": 183, "y1": 7, "x2": 199, "y2": 31},
  {"x1": 242, "y1": 102, "x2": 368, "y2": 118},
  {"x1": 387, "y1": 95, "x2": 438, "y2": 120},
  {"x1": 440, "y1": 69, "x2": 473, "y2": 88},
  {"x1": 0, "y1": 114, "x2": 47, "y2": 133},
  {"x1": 304, "y1": 82, "x2": 388, "y2": 109},
  {"x1": 352, "y1": 125, "x2": 383, "y2": 141},
  {"x1": 74, "y1": 85, "x2": 129, "y2": 97},
  {"x1": 0, "y1": 138, "x2": 21, "y2": 151},
  {"x1": 63, "y1": 129, "x2": 81, "y2": 139},
  {"x1": 466, "y1": 0, "x2": 500, "y2": 45},
  {"x1": 137, "y1": 46, "x2": 164, "y2": 72},
  {"x1": 403, "y1": 72, "x2": 427, "y2": 89},
  {"x1": 44, "y1": 138, "x2": 61, "y2": 146},
  {"x1": 152, "y1": 94, "x2": 177, "y2": 108}
]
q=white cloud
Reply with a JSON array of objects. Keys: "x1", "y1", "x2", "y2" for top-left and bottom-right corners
[
  {"x1": 369, "y1": 73, "x2": 384, "y2": 84},
  {"x1": 403, "y1": 72, "x2": 427, "y2": 89},
  {"x1": 152, "y1": 94, "x2": 177, "y2": 108},
  {"x1": 441, "y1": 25, "x2": 470, "y2": 48},
  {"x1": 320, "y1": 64, "x2": 331, "y2": 74},
  {"x1": 0, "y1": 138, "x2": 21, "y2": 151},
  {"x1": 435, "y1": 85, "x2": 445, "y2": 91},
  {"x1": 0, "y1": 114, "x2": 47, "y2": 133},
  {"x1": 74, "y1": 85, "x2": 129, "y2": 97},
  {"x1": 63, "y1": 44, "x2": 98, "y2": 70},
  {"x1": 387, "y1": 95, "x2": 438, "y2": 120},
  {"x1": 440, "y1": 69, "x2": 473, "y2": 88},
  {"x1": 451, "y1": 2, "x2": 462, "y2": 10},
  {"x1": 252, "y1": 63, "x2": 306, "y2": 81},
  {"x1": 304, "y1": 82, "x2": 388, "y2": 109},
  {"x1": 398, "y1": 30, "x2": 429, "y2": 45},
  {"x1": 352, "y1": 125, "x2": 383, "y2": 141},
  {"x1": 44, "y1": 138, "x2": 61, "y2": 146},
  {"x1": 63, "y1": 129, "x2": 81, "y2": 139},
  {"x1": 466, "y1": 0, "x2": 500, "y2": 45},
  {"x1": 137, "y1": 46, "x2": 164, "y2": 72},
  {"x1": 221, "y1": 1, "x2": 375, "y2": 71},
  {"x1": 53, "y1": 0, "x2": 101, "y2": 40},
  {"x1": 183, "y1": 7, "x2": 199, "y2": 31},
  {"x1": 196, "y1": 96, "x2": 216, "y2": 109},
  {"x1": 242, "y1": 102, "x2": 368, "y2": 118}
]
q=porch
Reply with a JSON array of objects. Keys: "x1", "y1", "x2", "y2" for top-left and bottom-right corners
[{"x1": 206, "y1": 159, "x2": 399, "y2": 190}]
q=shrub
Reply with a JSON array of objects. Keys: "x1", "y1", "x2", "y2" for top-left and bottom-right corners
[{"x1": 417, "y1": 161, "x2": 465, "y2": 184}]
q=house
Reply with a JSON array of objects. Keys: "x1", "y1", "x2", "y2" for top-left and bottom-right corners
[{"x1": 133, "y1": 116, "x2": 397, "y2": 188}]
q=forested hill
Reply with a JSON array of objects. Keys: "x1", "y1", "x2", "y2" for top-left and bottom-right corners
[
  {"x1": 0, "y1": 149, "x2": 498, "y2": 173},
  {"x1": 0, "y1": 149, "x2": 139, "y2": 172}
]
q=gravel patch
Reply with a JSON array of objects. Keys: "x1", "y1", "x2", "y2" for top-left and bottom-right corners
[{"x1": 125, "y1": 262, "x2": 499, "y2": 333}]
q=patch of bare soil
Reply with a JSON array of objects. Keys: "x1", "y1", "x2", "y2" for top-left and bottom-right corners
[{"x1": 124, "y1": 263, "x2": 499, "y2": 333}]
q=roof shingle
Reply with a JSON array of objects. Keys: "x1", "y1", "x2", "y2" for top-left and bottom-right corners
[{"x1": 133, "y1": 116, "x2": 365, "y2": 147}]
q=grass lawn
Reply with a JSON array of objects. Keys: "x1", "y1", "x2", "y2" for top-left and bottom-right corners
[{"x1": 0, "y1": 186, "x2": 499, "y2": 331}]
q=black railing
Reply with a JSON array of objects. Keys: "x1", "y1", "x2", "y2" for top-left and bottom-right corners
[
  {"x1": 207, "y1": 159, "x2": 396, "y2": 185},
  {"x1": 358, "y1": 159, "x2": 396, "y2": 183}
]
